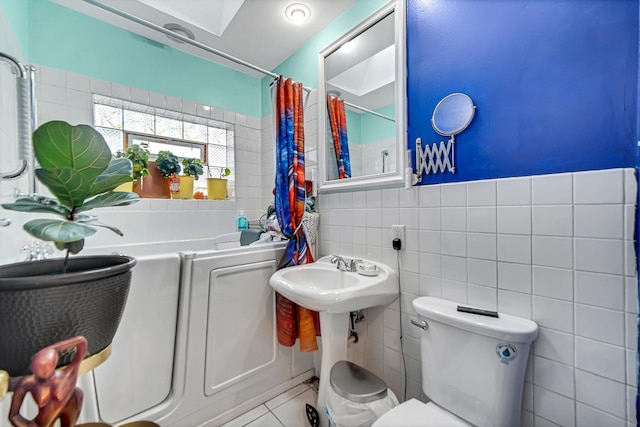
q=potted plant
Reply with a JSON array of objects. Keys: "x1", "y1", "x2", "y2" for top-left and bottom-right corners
[
  {"x1": 133, "y1": 150, "x2": 180, "y2": 199},
  {"x1": 177, "y1": 158, "x2": 204, "y2": 199},
  {"x1": 154, "y1": 150, "x2": 181, "y2": 198},
  {"x1": 206, "y1": 166, "x2": 231, "y2": 200},
  {"x1": 0, "y1": 120, "x2": 139, "y2": 377},
  {"x1": 155, "y1": 150, "x2": 181, "y2": 179},
  {"x1": 115, "y1": 144, "x2": 150, "y2": 192}
]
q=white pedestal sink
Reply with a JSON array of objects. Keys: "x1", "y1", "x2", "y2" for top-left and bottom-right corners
[{"x1": 269, "y1": 255, "x2": 398, "y2": 427}]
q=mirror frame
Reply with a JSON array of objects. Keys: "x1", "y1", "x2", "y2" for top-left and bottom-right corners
[
  {"x1": 431, "y1": 93, "x2": 476, "y2": 137},
  {"x1": 317, "y1": 0, "x2": 406, "y2": 193}
]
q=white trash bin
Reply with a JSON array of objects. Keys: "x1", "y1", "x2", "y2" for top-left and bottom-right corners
[{"x1": 326, "y1": 361, "x2": 399, "y2": 427}]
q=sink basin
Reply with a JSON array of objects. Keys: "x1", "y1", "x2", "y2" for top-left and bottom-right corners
[
  {"x1": 270, "y1": 255, "x2": 399, "y2": 427},
  {"x1": 269, "y1": 255, "x2": 398, "y2": 313}
]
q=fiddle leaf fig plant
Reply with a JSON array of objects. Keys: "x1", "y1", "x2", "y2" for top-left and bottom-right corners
[{"x1": 1, "y1": 121, "x2": 139, "y2": 260}]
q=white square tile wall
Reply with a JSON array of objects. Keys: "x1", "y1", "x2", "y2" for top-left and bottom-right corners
[
  {"x1": 361, "y1": 137, "x2": 396, "y2": 176},
  {"x1": 318, "y1": 168, "x2": 637, "y2": 425},
  {"x1": 1, "y1": 64, "x2": 266, "y2": 255},
  {"x1": 0, "y1": 8, "x2": 34, "y2": 261}
]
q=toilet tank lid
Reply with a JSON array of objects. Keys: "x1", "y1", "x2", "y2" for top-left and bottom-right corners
[{"x1": 413, "y1": 297, "x2": 538, "y2": 343}]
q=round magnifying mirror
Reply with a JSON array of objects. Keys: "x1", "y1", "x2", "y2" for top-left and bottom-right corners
[{"x1": 431, "y1": 93, "x2": 475, "y2": 136}]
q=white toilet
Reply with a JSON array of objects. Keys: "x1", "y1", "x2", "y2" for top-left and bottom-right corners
[{"x1": 373, "y1": 296, "x2": 538, "y2": 427}]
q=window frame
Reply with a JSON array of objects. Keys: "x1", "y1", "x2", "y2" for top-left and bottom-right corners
[
  {"x1": 125, "y1": 132, "x2": 208, "y2": 163},
  {"x1": 93, "y1": 94, "x2": 235, "y2": 198}
]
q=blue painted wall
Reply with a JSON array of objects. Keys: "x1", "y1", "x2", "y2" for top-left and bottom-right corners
[{"x1": 408, "y1": 0, "x2": 638, "y2": 184}]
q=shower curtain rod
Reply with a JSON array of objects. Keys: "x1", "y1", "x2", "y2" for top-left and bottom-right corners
[
  {"x1": 82, "y1": 0, "x2": 314, "y2": 92},
  {"x1": 81, "y1": 0, "x2": 394, "y2": 122},
  {"x1": 343, "y1": 100, "x2": 395, "y2": 122}
]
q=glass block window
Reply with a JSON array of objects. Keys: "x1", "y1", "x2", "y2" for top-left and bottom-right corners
[
  {"x1": 155, "y1": 116, "x2": 183, "y2": 139},
  {"x1": 94, "y1": 104, "x2": 122, "y2": 129},
  {"x1": 123, "y1": 110, "x2": 154, "y2": 134},
  {"x1": 93, "y1": 94, "x2": 234, "y2": 198},
  {"x1": 183, "y1": 122, "x2": 208, "y2": 143}
]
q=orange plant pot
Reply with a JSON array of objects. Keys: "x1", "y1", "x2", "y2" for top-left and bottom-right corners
[{"x1": 133, "y1": 161, "x2": 170, "y2": 199}]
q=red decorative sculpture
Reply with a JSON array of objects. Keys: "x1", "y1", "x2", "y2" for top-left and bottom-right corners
[{"x1": 9, "y1": 336, "x2": 87, "y2": 427}]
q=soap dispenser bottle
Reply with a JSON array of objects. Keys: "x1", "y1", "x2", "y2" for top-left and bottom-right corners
[{"x1": 237, "y1": 214, "x2": 248, "y2": 231}]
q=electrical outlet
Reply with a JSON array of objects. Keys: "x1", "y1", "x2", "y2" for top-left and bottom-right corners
[{"x1": 391, "y1": 224, "x2": 405, "y2": 247}]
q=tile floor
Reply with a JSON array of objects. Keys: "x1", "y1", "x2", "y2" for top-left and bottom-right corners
[{"x1": 222, "y1": 382, "x2": 318, "y2": 427}]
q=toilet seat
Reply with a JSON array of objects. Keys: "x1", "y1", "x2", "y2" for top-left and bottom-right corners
[{"x1": 372, "y1": 399, "x2": 471, "y2": 427}]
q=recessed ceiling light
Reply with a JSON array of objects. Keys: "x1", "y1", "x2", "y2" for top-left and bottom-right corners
[
  {"x1": 162, "y1": 23, "x2": 195, "y2": 43},
  {"x1": 285, "y1": 3, "x2": 311, "y2": 24}
]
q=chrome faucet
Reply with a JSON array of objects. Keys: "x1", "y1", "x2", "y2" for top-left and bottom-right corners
[
  {"x1": 330, "y1": 255, "x2": 361, "y2": 272},
  {"x1": 330, "y1": 255, "x2": 349, "y2": 271}
]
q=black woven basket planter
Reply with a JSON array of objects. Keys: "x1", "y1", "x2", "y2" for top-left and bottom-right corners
[{"x1": 0, "y1": 255, "x2": 136, "y2": 377}]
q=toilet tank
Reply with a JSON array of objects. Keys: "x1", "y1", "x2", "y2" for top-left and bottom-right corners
[{"x1": 413, "y1": 297, "x2": 538, "y2": 427}]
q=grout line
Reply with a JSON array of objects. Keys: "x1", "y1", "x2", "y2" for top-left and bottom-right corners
[{"x1": 269, "y1": 410, "x2": 287, "y2": 427}]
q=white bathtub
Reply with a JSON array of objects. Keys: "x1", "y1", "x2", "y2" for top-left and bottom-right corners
[{"x1": 1, "y1": 236, "x2": 314, "y2": 426}]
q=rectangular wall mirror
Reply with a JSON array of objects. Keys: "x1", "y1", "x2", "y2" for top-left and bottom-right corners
[{"x1": 318, "y1": 0, "x2": 406, "y2": 193}]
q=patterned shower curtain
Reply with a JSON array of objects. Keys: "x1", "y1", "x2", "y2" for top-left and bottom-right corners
[
  {"x1": 327, "y1": 94, "x2": 351, "y2": 179},
  {"x1": 272, "y1": 76, "x2": 319, "y2": 352}
]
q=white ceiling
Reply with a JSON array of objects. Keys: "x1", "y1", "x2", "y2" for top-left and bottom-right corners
[{"x1": 49, "y1": 0, "x2": 357, "y2": 78}]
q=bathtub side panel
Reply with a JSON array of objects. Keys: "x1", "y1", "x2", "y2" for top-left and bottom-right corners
[
  {"x1": 204, "y1": 260, "x2": 279, "y2": 395},
  {"x1": 93, "y1": 252, "x2": 181, "y2": 423},
  {"x1": 158, "y1": 245, "x2": 296, "y2": 426}
]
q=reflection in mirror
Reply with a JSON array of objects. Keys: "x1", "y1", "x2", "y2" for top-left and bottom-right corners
[
  {"x1": 326, "y1": 94, "x2": 352, "y2": 179},
  {"x1": 318, "y1": 0, "x2": 406, "y2": 192},
  {"x1": 325, "y1": 11, "x2": 395, "y2": 180},
  {"x1": 432, "y1": 93, "x2": 476, "y2": 137}
]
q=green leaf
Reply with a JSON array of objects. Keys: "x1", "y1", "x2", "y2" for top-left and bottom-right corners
[
  {"x1": 20, "y1": 121, "x2": 140, "y2": 255},
  {"x1": 76, "y1": 191, "x2": 139, "y2": 213},
  {"x1": 87, "y1": 158, "x2": 134, "y2": 198},
  {"x1": 100, "y1": 157, "x2": 133, "y2": 178},
  {"x1": 35, "y1": 168, "x2": 89, "y2": 208},
  {"x1": 33, "y1": 121, "x2": 111, "y2": 185},
  {"x1": 76, "y1": 216, "x2": 123, "y2": 236},
  {"x1": 1, "y1": 197, "x2": 71, "y2": 217},
  {"x1": 24, "y1": 219, "x2": 96, "y2": 243},
  {"x1": 87, "y1": 175, "x2": 133, "y2": 198},
  {"x1": 56, "y1": 240, "x2": 85, "y2": 254}
]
